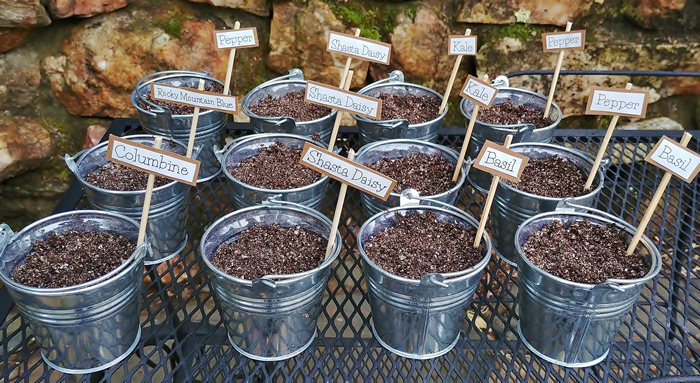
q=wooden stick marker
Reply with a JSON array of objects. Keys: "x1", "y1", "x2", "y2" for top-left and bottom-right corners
[
  {"x1": 453, "y1": 74, "x2": 498, "y2": 182},
  {"x1": 627, "y1": 132, "x2": 699, "y2": 254},
  {"x1": 583, "y1": 83, "x2": 650, "y2": 189},
  {"x1": 327, "y1": 70, "x2": 355, "y2": 150},
  {"x1": 471, "y1": 135, "x2": 529, "y2": 248},
  {"x1": 137, "y1": 136, "x2": 162, "y2": 246},
  {"x1": 325, "y1": 149, "x2": 356, "y2": 259},
  {"x1": 187, "y1": 79, "x2": 206, "y2": 158},
  {"x1": 439, "y1": 29, "x2": 476, "y2": 115},
  {"x1": 213, "y1": 22, "x2": 260, "y2": 95},
  {"x1": 541, "y1": 21, "x2": 584, "y2": 118},
  {"x1": 338, "y1": 29, "x2": 362, "y2": 88}
]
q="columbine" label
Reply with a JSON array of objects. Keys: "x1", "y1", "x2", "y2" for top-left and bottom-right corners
[
  {"x1": 326, "y1": 31, "x2": 392, "y2": 65},
  {"x1": 542, "y1": 30, "x2": 586, "y2": 52},
  {"x1": 213, "y1": 27, "x2": 259, "y2": 50},
  {"x1": 459, "y1": 75, "x2": 498, "y2": 108},
  {"x1": 305, "y1": 80, "x2": 382, "y2": 119},
  {"x1": 150, "y1": 83, "x2": 238, "y2": 114},
  {"x1": 472, "y1": 140, "x2": 529, "y2": 183},
  {"x1": 448, "y1": 35, "x2": 477, "y2": 55},
  {"x1": 106, "y1": 135, "x2": 200, "y2": 185},
  {"x1": 299, "y1": 143, "x2": 396, "y2": 200},
  {"x1": 645, "y1": 135, "x2": 700, "y2": 183},
  {"x1": 585, "y1": 86, "x2": 649, "y2": 118}
]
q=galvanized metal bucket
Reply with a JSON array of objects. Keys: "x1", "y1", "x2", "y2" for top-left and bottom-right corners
[
  {"x1": 241, "y1": 69, "x2": 338, "y2": 144},
  {"x1": 489, "y1": 142, "x2": 608, "y2": 267},
  {"x1": 214, "y1": 133, "x2": 331, "y2": 210},
  {"x1": 515, "y1": 204, "x2": 662, "y2": 367},
  {"x1": 358, "y1": 197, "x2": 492, "y2": 359},
  {"x1": 200, "y1": 198, "x2": 342, "y2": 361},
  {"x1": 353, "y1": 70, "x2": 447, "y2": 145},
  {"x1": 131, "y1": 70, "x2": 227, "y2": 182},
  {"x1": 63, "y1": 135, "x2": 196, "y2": 265},
  {"x1": 460, "y1": 76, "x2": 563, "y2": 192},
  {"x1": 354, "y1": 139, "x2": 469, "y2": 217},
  {"x1": 0, "y1": 211, "x2": 149, "y2": 374}
]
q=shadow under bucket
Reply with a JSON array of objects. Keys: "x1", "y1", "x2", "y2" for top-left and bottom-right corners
[
  {"x1": 352, "y1": 70, "x2": 447, "y2": 145},
  {"x1": 358, "y1": 205, "x2": 491, "y2": 359},
  {"x1": 63, "y1": 135, "x2": 194, "y2": 265},
  {"x1": 200, "y1": 200, "x2": 341, "y2": 361},
  {"x1": 460, "y1": 79, "x2": 562, "y2": 193},
  {"x1": 354, "y1": 139, "x2": 468, "y2": 217},
  {"x1": 514, "y1": 207, "x2": 662, "y2": 367},
  {"x1": 0, "y1": 211, "x2": 149, "y2": 374},
  {"x1": 131, "y1": 70, "x2": 227, "y2": 182},
  {"x1": 214, "y1": 133, "x2": 331, "y2": 210},
  {"x1": 489, "y1": 143, "x2": 606, "y2": 266},
  {"x1": 241, "y1": 68, "x2": 338, "y2": 145}
]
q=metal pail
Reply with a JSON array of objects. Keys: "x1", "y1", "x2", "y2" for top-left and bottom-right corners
[
  {"x1": 0, "y1": 211, "x2": 149, "y2": 374},
  {"x1": 460, "y1": 77, "x2": 562, "y2": 192},
  {"x1": 358, "y1": 204, "x2": 491, "y2": 359},
  {"x1": 214, "y1": 133, "x2": 331, "y2": 210},
  {"x1": 63, "y1": 135, "x2": 195, "y2": 265},
  {"x1": 131, "y1": 70, "x2": 227, "y2": 182},
  {"x1": 200, "y1": 199, "x2": 341, "y2": 361},
  {"x1": 353, "y1": 70, "x2": 447, "y2": 145},
  {"x1": 489, "y1": 143, "x2": 606, "y2": 266},
  {"x1": 515, "y1": 206, "x2": 662, "y2": 367},
  {"x1": 354, "y1": 139, "x2": 469, "y2": 217},
  {"x1": 241, "y1": 69, "x2": 338, "y2": 145}
]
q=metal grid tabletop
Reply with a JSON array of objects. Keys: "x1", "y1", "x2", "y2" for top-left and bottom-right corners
[{"x1": 1, "y1": 120, "x2": 699, "y2": 382}]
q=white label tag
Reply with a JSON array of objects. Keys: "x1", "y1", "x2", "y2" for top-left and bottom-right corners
[
  {"x1": 213, "y1": 27, "x2": 259, "y2": 50},
  {"x1": 106, "y1": 135, "x2": 200, "y2": 185},
  {"x1": 585, "y1": 86, "x2": 649, "y2": 118},
  {"x1": 448, "y1": 35, "x2": 477, "y2": 55},
  {"x1": 305, "y1": 80, "x2": 382, "y2": 119},
  {"x1": 150, "y1": 83, "x2": 238, "y2": 114},
  {"x1": 299, "y1": 143, "x2": 396, "y2": 200},
  {"x1": 459, "y1": 75, "x2": 498, "y2": 108},
  {"x1": 645, "y1": 135, "x2": 700, "y2": 183},
  {"x1": 326, "y1": 31, "x2": 392, "y2": 65},
  {"x1": 472, "y1": 141, "x2": 529, "y2": 183},
  {"x1": 542, "y1": 31, "x2": 585, "y2": 51}
]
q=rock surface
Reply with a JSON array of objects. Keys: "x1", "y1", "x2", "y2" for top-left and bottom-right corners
[
  {"x1": 0, "y1": 0, "x2": 51, "y2": 27},
  {"x1": 0, "y1": 47, "x2": 42, "y2": 116},
  {"x1": 49, "y1": 0, "x2": 128, "y2": 18},
  {"x1": 0, "y1": 117, "x2": 58, "y2": 182},
  {"x1": 0, "y1": 28, "x2": 32, "y2": 53},
  {"x1": 634, "y1": 0, "x2": 688, "y2": 27},
  {"x1": 188, "y1": 0, "x2": 270, "y2": 17},
  {"x1": 457, "y1": 0, "x2": 594, "y2": 26},
  {"x1": 617, "y1": 117, "x2": 684, "y2": 130}
]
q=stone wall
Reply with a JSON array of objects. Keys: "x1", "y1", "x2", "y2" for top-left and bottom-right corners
[{"x1": 0, "y1": 0, "x2": 698, "y2": 228}]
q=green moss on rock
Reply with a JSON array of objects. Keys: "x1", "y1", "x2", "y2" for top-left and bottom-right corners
[{"x1": 322, "y1": 0, "x2": 420, "y2": 41}]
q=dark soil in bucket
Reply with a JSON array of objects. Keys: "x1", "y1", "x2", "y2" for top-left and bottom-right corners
[
  {"x1": 364, "y1": 211, "x2": 483, "y2": 279},
  {"x1": 503, "y1": 155, "x2": 586, "y2": 198},
  {"x1": 229, "y1": 141, "x2": 322, "y2": 189},
  {"x1": 368, "y1": 154, "x2": 456, "y2": 196},
  {"x1": 522, "y1": 220, "x2": 650, "y2": 284},
  {"x1": 11, "y1": 231, "x2": 136, "y2": 288},
  {"x1": 476, "y1": 100, "x2": 552, "y2": 129},
  {"x1": 138, "y1": 82, "x2": 224, "y2": 114},
  {"x1": 378, "y1": 93, "x2": 441, "y2": 124},
  {"x1": 212, "y1": 223, "x2": 326, "y2": 280},
  {"x1": 249, "y1": 90, "x2": 331, "y2": 122},
  {"x1": 86, "y1": 163, "x2": 171, "y2": 191}
]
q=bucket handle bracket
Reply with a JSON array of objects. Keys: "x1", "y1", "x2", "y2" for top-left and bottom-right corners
[
  {"x1": 0, "y1": 223, "x2": 15, "y2": 254},
  {"x1": 420, "y1": 274, "x2": 450, "y2": 289}
]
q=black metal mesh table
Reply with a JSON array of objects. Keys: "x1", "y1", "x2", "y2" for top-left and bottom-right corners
[{"x1": 1, "y1": 120, "x2": 699, "y2": 382}]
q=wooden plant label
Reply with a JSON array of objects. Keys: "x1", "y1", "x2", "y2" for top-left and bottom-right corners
[
  {"x1": 585, "y1": 86, "x2": 649, "y2": 118},
  {"x1": 150, "y1": 83, "x2": 238, "y2": 114},
  {"x1": 472, "y1": 140, "x2": 529, "y2": 183},
  {"x1": 299, "y1": 143, "x2": 396, "y2": 200},
  {"x1": 305, "y1": 80, "x2": 382, "y2": 119},
  {"x1": 542, "y1": 30, "x2": 586, "y2": 52},
  {"x1": 459, "y1": 75, "x2": 498, "y2": 108},
  {"x1": 106, "y1": 135, "x2": 200, "y2": 185},
  {"x1": 213, "y1": 27, "x2": 259, "y2": 50},
  {"x1": 645, "y1": 135, "x2": 700, "y2": 183},
  {"x1": 448, "y1": 35, "x2": 477, "y2": 55},
  {"x1": 326, "y1": 31, "x2": 392, "y2": 65}
]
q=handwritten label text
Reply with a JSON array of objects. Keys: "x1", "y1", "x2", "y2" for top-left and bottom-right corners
[
  {"x1": 585, "y1": 86, "x2": 649, "y2": 118},
  {"x1": 326, "y1": 31, "x2": 392, "y2": 65},
  {"x1": 213, "y1": 27, "x2": 259, "y2": 50},
  {"x1": 449, "y1": 35, "x2": 477, "y2": 55},
  {"x1": 305, "y1": 80, "x2": 381, "y2": 119},
  {"x1": 645, "y1": 135, "x2": 700, "y2": 183},
  {"x1": 459, "y1": 75, "x2": 498, "y2": 108},
  {"x1": 542, "y1": 30, "x2": 586, "y2": 52},
  {"x1": 150, "y1": 83, "x2": 238, "y2": 114},
  {"x1": 472, "y1": 140, "x2": 529, "y2": 183}
]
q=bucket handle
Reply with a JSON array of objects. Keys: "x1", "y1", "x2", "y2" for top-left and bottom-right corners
[
  {"x1": 136, "y1": 70, "x2": 216, "y2": 116},
  {"x1": 62, "y1": 147, "x2": 92, "y2": 175},
  {"x1": 241, "y1": 69, "x2": 304, "y2": 114},
  {"x1": 420, "y1": 274, "x2": 450, "y2": 288},
  {"x1": 509, "y1": 124, "x2": 536, "y2": 143},
  {"x1": 378, "y1": 119, "x2": 410, "y2": 132},
  {"x1": 492, "y1": 75, "x2": 509, "y2": 88},
  {"x1": 555, "y1": 199, "x2": 662, "y2": 290},
  {"x1": 357, "y1": 70, "x2": 404, "y2": 95},
  {"x1": 0, "y1": 224, "x2": 15, "y2": 255}
]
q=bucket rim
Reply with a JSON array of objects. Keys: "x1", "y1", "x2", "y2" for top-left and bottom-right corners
[
  {"x1": 199, "y1": 204, "x2": 342, "y2": 285},
  {"x1": 132, "y1": 71, "x2": 227, "y2": 118},
  {"x1": 240, "y1": 78, "x2": 339, "y2": 124},
  {"x1": 351, "y1": 82, "x2": 447, "y2": 126},
  {"x1": 72, "y1": 134, "x2": 190, "y2": 196},
  {"x1": 496, "y1": 142, "x2": 605, "y2": 201},
  {"x1": 354, "y1": 138, "x2": 467, "y2": 199},
  {"x1": 459, "y1": 87, "x2": 563, "y2": 131},
  {"x1": 0, "y1": 210, "x2": 146, "y2": 295},
  {"x1": 357, "y1": 205, "x2": 492, "y2": 284},
  {"x1": 514, "y1": 209, "x2": 662, "y2": 289},
  {"x1": 220, "y1": 133, "x2": 331, "y2": 193}
]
